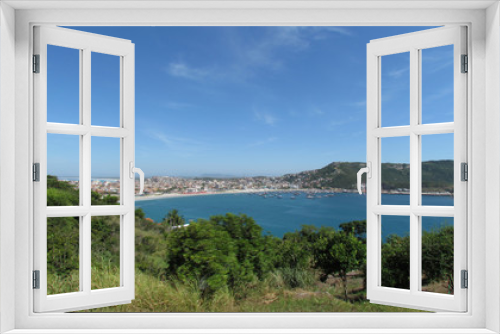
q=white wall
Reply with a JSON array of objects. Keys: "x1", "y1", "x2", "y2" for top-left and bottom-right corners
[
  {"x1": 485, "y1": 2, "x2": 500, "y2": 333},
  {"x1": 0, "y1": 2, "x2": 16, "y2": 333}
]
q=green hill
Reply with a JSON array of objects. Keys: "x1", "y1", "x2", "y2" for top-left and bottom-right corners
[{"x1": 282, "y1": 160, "x2": 453, "y2": 193}]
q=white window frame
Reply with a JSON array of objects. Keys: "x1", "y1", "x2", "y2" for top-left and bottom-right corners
[
  {"x1": 1, "y1": 1, "x2": 499, "y2": 333},
  {"x1": 33, "y1": 25, "x2": 136, "y2": 313},
  {"x1": 366, "y1": 26, "x2": 468, "y2": 312}
]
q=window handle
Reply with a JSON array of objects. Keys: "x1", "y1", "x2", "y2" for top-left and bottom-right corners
[
  {"x1": 357, "y1": 162, "x2": 371, "y2": 195},
  {"x1": 129, "y1": 162, "x2": 145, "y2": 195}
]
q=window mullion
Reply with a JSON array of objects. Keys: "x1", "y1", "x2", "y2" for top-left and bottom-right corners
[
  {"x1": 82, "y1": 47, "x2": 92, "y2": 294},
  {"x1": 409, "y1": 47, "x2": 420, "y2": 294}
]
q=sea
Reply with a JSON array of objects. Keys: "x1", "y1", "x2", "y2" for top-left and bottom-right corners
[{"x1": 136, "y1": 192, "x2": 454, "y2": 240}]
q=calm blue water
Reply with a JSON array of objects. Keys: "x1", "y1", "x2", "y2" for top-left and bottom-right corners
[{"x1": 136, "y1": 193, "x2": 453, "y2": 240}]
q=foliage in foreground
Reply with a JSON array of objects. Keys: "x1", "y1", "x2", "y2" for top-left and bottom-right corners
[{"x1": 47, "y1": 176, "x2": 453, "y2": 312}]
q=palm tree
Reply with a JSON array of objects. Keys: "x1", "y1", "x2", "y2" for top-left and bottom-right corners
[{"x1": 163, "y1": 209, "x2": 185, "y2": 229}]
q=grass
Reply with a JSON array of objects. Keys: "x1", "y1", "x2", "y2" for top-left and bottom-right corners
[{"x1": 47, "y1": 261, "x2": 424, "y2": 313}]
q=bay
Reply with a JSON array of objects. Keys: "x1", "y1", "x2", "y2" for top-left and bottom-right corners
[{"x1": 136, "y1": 193, "x2": 454, "y2": 240}]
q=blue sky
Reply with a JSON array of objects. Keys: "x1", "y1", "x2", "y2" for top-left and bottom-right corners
[{"x1": 47, "y1": 26, "x2": 454, "y2": 178}]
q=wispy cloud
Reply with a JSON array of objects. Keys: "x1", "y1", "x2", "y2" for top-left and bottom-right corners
[
  {"x1": 388, "y1": 67, "x2": 409, "y2": 78},
  {"x1": 223, "y1": 26, "x2": 355, "y2": 81},
  {"x1": 149, "y1": 131, "x2": 208, "y2": 156},
  {"x1": 247, "y1": 137, "x2": 278, "y2": 148},
  {"x1": 254, "y1": 110, "x2": 278, "y2": 126},
  {"x1": 423, "y1": 87, "x2": 453, "y2": 103},
  {"x1": 167, "y1": 61, "x2": 211, "y2": 81}
]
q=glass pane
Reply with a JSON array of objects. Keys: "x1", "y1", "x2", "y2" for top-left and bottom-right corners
[
  {"x1": 91, "y1": 137, "x2": 121, "y2": 205},
  {"x1": 47, "y1": 134, "x2": 80, "y2": 206},
  {"x1": 421, "y1": 216, "x2": 454, "y2": 295},
  {"x1": 421, "y1": 45, "x2": 454, "y2": 124},
  {"x1": 421, "y1": 133, "x2": 454, "y2": 206},
  {"x1": 381, "y1": 215, "x2": 410, "y2": 290},
  {"x1": 92, "y1": 52, "x2": 120, "y2": 127},
  {"x1": 47, "y1": 45, "x2": 80, "y2": 124},
  {"x1": 381, "y1": 52, "x2": 410, "y2": 127},
  {"x1": 381, "y1": 136, "x2": 410, "y2": 205},
  {"x1": 91, "y1": 215, "x2": 121, "y2": 290},
  {"x1": 47, "y1": 217, "x2": 80, "y2": 295}
]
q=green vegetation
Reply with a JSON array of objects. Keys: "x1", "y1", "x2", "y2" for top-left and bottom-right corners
[
  {"x1": 282, "y1": 160, "x2": 453, "y2": 192},
  {"x1": 47, "y1": 176, "x2": 452, "y2": 312}
]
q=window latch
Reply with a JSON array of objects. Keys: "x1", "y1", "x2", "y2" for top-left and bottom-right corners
[
  {"x1": 129, "y1": 162, "x2": 145, "y2": 195},
  {"x1": 357, "y1": 162, "x2": 371, "y2": 195}
]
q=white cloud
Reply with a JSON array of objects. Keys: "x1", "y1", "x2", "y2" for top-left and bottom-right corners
[
  {"x1": 225, "y1": 26, "x2": 355, "y2": 80},
  {"x1": 167, "y1": 61, "x2": 211, "y2": 81},
  {"x1": 388, "y1": 67, "x2": 409, "y2": 78},
  {"x1": 149, "y1": 131, "x2": 208, "y2": 156},
  {"x1": 423, "y1": 87, "x2": 453, "y2": 103},
  {"x1": 254, "y1": 110, "x2": 278, "y2": 125}
]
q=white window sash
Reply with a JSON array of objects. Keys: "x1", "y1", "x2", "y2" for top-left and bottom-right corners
[
  {"x1": 366, "y1": 26, "x2": 467, "y2": 312},
  {"x1": 32, "y1": 26, "x2": 136, "y2": 313}
]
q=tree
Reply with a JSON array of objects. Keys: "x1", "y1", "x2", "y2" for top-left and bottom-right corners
[
  {"x1": 421, "y1": 224, "x2": 454, "y2": 291},
  {"x1": 381, "y1": 234, "x2": 410, "y2": 289},
  {"x1": 339, "y1": 220, "x2": 366, "y2": 242},
  {"x1": 339, "y1": 220, "x2": 367, "y2": 290},
  {"x1": 166, "y1": 218, "x2": 237, "y2": 296},
  {"x1": 313, "y1": 227, "x2": 365, "y2": 301},
  {"x1": 163, "y1": 209, "x2": 185, "y2": 229}
]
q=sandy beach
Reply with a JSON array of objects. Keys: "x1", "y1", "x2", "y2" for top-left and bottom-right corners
[
  {"x1": 134, "y1": 188, "x2": 291, "y2": 202},
  {"x1": 135, "y1": 189, "x2": 332, "y2": 202}
]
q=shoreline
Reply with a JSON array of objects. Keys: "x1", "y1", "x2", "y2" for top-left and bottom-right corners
[
  {"x1": 135, "y1": 189, "x2": 453, "y2": 202},
  {"x1": 135, "y1": 189, "x2": 307, "y2": 202}
]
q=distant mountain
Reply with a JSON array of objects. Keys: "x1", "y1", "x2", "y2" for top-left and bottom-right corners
[{"x1": 281, "y1": 160, "x2": 454, "y2": 193}]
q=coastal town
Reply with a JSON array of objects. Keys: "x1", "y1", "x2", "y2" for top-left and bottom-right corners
[
  {"x1": 59, "y1": 161, "x2": 454, "y2": 199},
  {"x1": 81, "y1": 174, "x2": 361, "y2": 199}
]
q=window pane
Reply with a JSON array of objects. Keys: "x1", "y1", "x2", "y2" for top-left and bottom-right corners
[
  {"x1": 47, "y1": 133, "x2": 80, "y2": 206},
  {"x1": 381, "y1": 52, "x2": 410, "y2": 127},
  {"x1": 47, "y1": 217, "x2": 80, "y2": 295},
  {"x1": 92, "y1": 52, "x2": 120, "y2": 127},
  {"x1": 381, "y1": 215, "x2": 410, "y2": 290},
  {"x1": 381, "y1": 136, "x2": 410, "y2": 205},
  {"x1": 421, "y1": 133, "x2": 454, "y2": 206},
  {"x1": 421, "y1": 216, "x2": 454, "y2": 295},
  {"x1": 91, "y1": 137, "x2": 121, "y2": 205},
  {"x1": 47, "y1": 45, "x2": 80, "y2": 124},
  {"x1": 421, "y1": 45, "x2": 454, "y2": 124},
  {"x1": 91, "y1": 215, "x2": 121, "y2": 290}
]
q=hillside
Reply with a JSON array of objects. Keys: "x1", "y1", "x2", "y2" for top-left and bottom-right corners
[{"x1": 281, "y1": 160, "x2": 453, "y2": 193}]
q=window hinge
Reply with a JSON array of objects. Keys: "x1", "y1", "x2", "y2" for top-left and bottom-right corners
[
  {"x1": 33, "y1": 270, "x2": 40, "y2": 289},
  {"x1": 461, "y1": 54, "x2": 468, "y2": 73},
  {"x1": 461, "y1": 270, "x2": 468, "y2": 289},
  {"x1": 33, "y1": 163, "x2": 40, "y2": 182},
  {"x1": 33, "y1": 54, "x2": 40, "y2": 73},
  {"x1": 461, "y1": 162, "x2": 468, "y2": 182}
]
